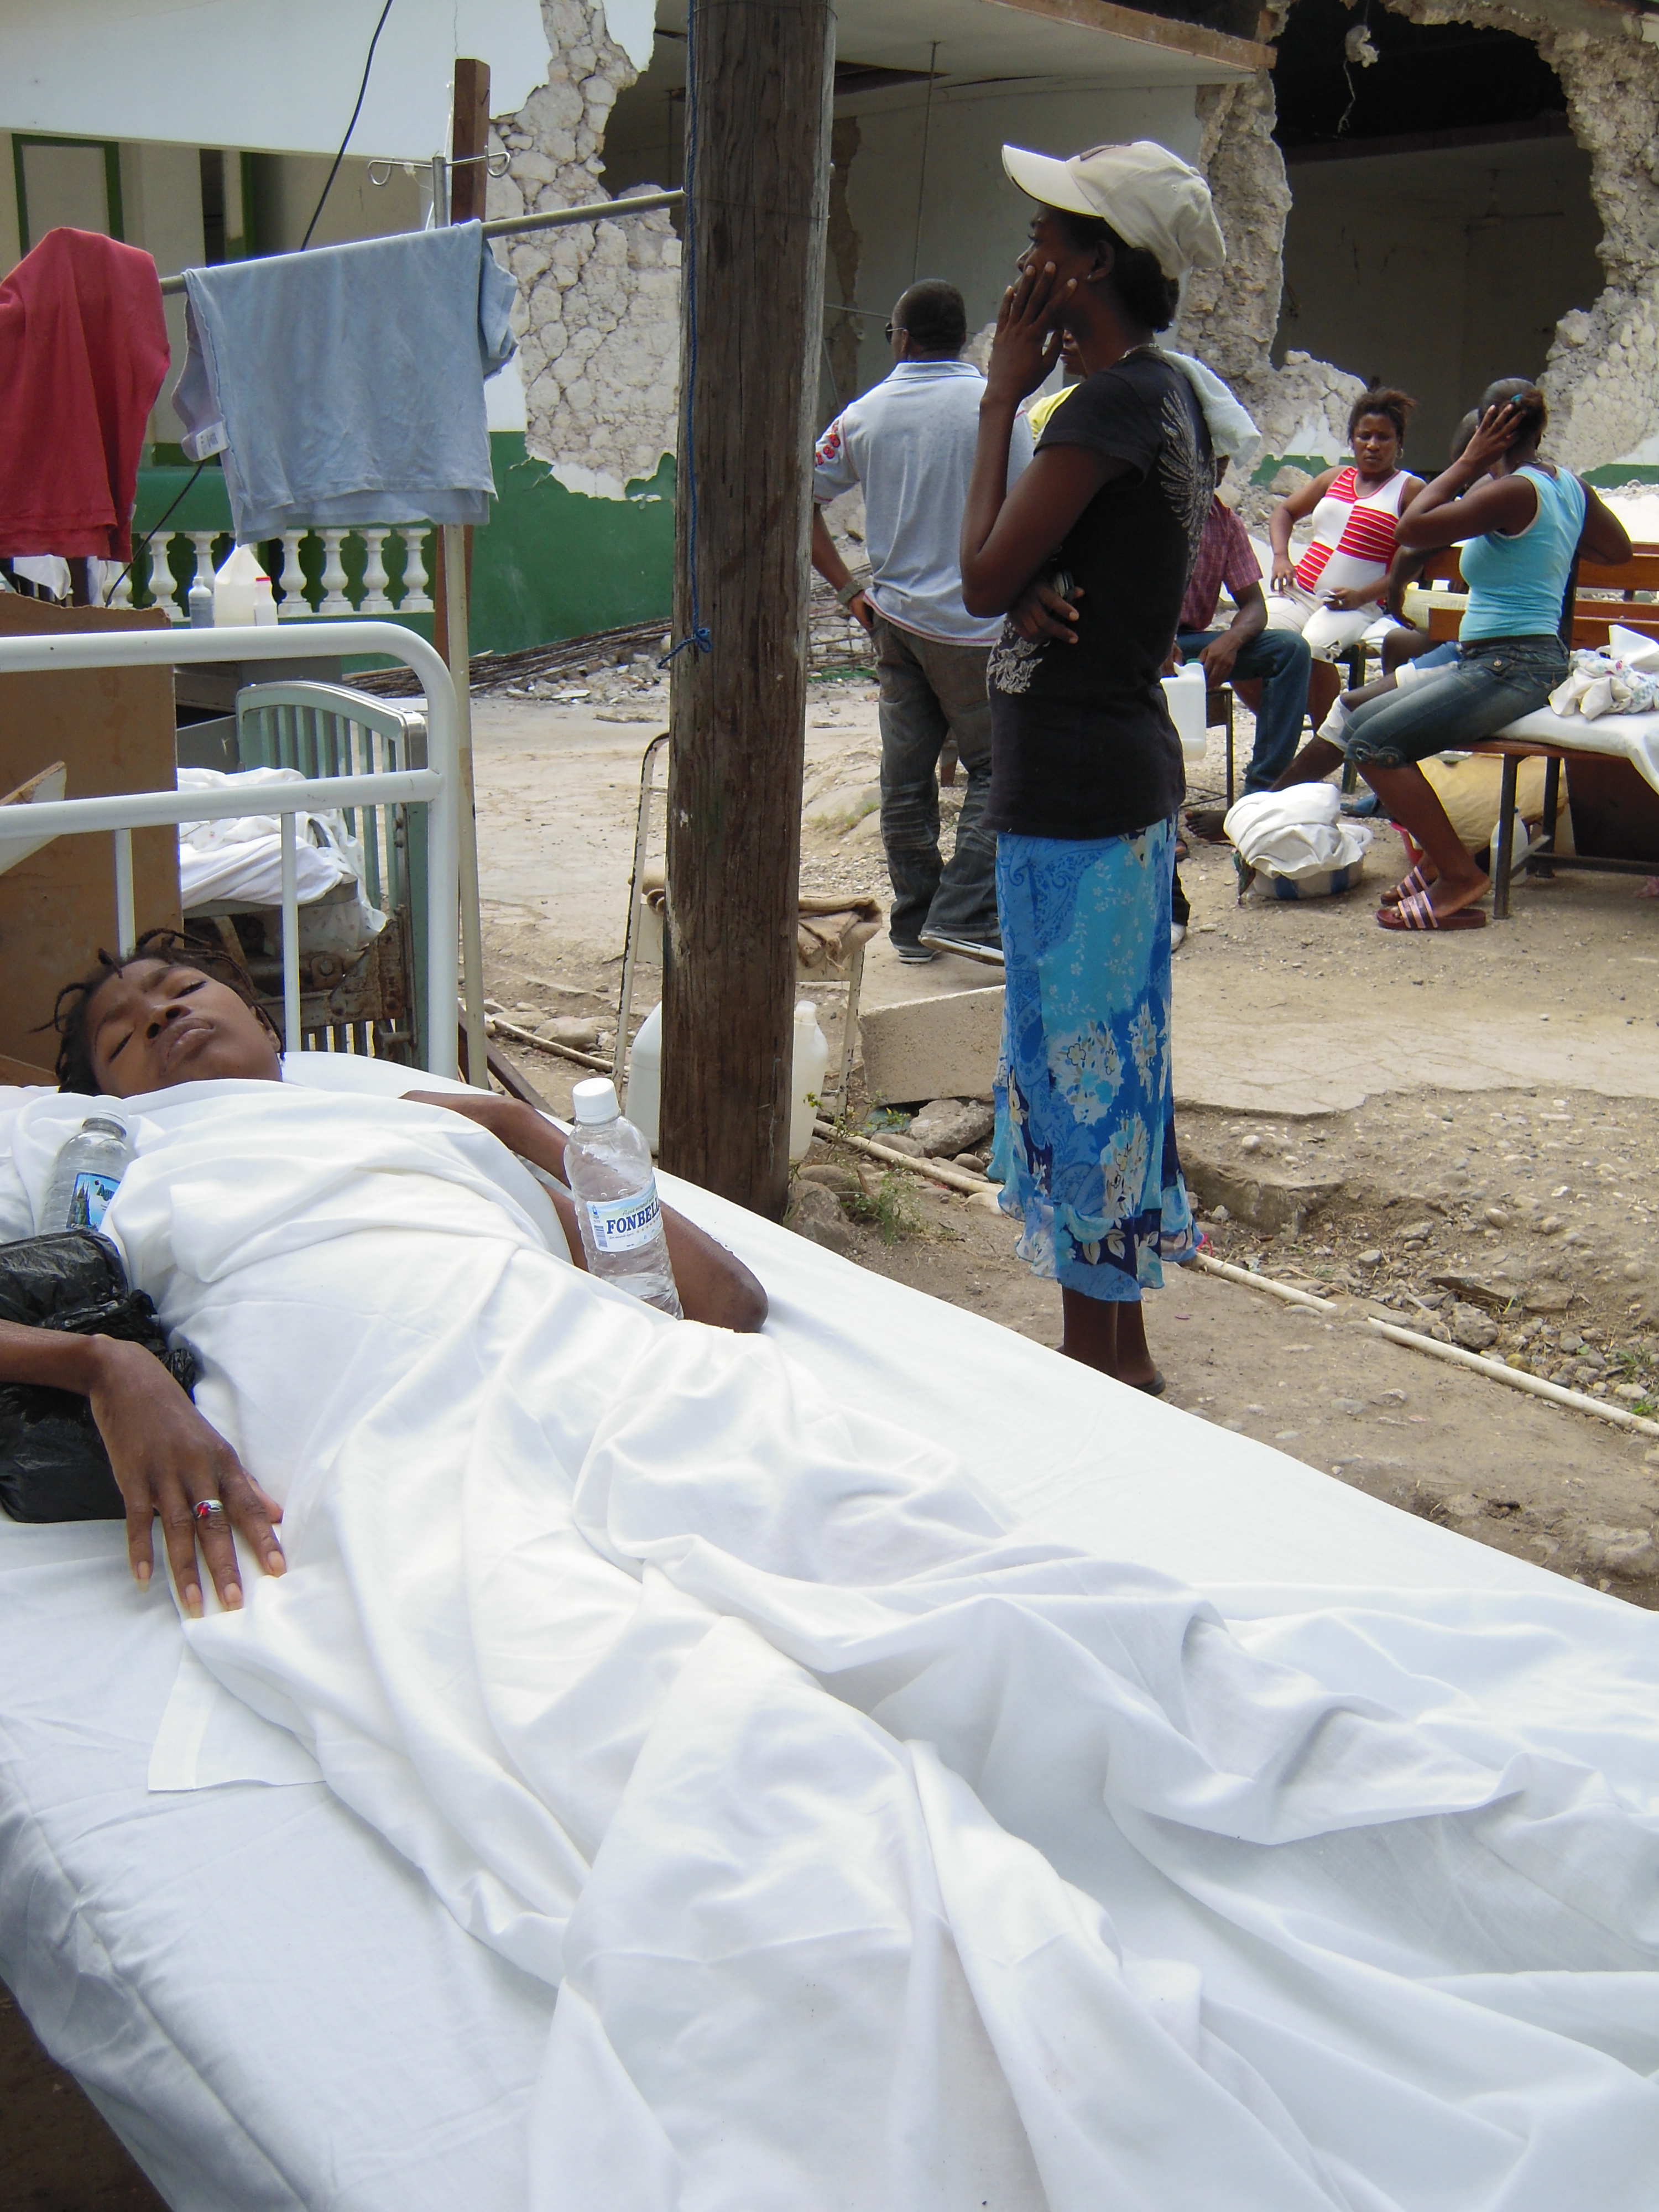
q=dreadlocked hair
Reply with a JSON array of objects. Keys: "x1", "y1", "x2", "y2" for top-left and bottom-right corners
[
  {"x1": 1046, "y1": 207, "x2": 1181, "y2": 333},
  {"x1": 49, "y1": 928, "x2": 272, "y2": 1094}
]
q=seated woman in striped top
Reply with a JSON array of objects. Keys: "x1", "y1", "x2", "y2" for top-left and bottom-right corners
[{"x1": 1266, "y1": 389, "x2": 1422, "y2": 722}]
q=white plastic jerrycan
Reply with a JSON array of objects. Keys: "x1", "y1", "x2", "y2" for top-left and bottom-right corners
[
  {"x1": 1161, "y1": 661, "x2": 1209, "y2": 768},
  {"x1": 623, "y1": 1001, "x2": 662, "y2": 1154},
  {"x1": 213, "y1": 543, "x2": 263, "y2": 627},
  {"x1": 790, "y1": 1000, "x2": 831, "y2": 1162}
]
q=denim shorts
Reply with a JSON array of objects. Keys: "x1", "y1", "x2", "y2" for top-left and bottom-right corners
[{"x1": 1343, "y1": 635, "x2": 1568, "y2": 771}]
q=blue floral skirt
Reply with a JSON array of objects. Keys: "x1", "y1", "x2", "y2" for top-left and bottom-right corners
[{"x1": 988, "y1": 819, "x2": 1196, "y2": 1303}]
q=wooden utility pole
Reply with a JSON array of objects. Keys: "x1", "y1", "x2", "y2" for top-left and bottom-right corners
[
  {"x1": 438, "y1": 56, "x2": 491, "y2": 1084},
  {"x1": 659, "y1": 0, "x2": 836, "y2": 1216}
]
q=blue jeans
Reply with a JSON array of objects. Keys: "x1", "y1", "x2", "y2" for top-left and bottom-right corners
[
  {"x1": 1344, "y1": 635, "x2": 1568, "y2": 770},
  {"x1": 1176, "y1": 625, "x2": 1312, "y2": 791},
  {"x1": 874, "y1": 615, "x2": 999, "y2": 947}
]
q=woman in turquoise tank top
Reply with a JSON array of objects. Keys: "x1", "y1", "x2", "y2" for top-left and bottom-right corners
[{"x1": 1340, "y1": 378, "x2": 1630, "y2": 930}]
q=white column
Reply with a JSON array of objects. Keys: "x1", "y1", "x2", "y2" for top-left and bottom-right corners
[
  {"x1": 188, "y1": 531, "x2": 219, "y2": 606},
  {"x1": 108, "y1": 566, "x2": 134, "y2": 611},
  {"x1": 275, "y1": 530, "x2": 310, "y2": 617},
  {"x1": 359, "y1": 528, "x2": 392, "y2": 613},
  {"x1": 318, "y1": 530, "x2": 351, "y2": 617},
  {"x1": 401, "y1": 528, "x2": 435, "y2": 613},
  {"x1": 147, "y1": 537, "x2": 184, "y2": 623}
]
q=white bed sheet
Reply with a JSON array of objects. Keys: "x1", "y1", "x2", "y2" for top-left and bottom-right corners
[
  {"x1": 0, "y1": 1057, "x2": 1637, "y2": 2210},
  {"x1": 1498, "y1": 701, "x2": 1659, "y2": 795}
]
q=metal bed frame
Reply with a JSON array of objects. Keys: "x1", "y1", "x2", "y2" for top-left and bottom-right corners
[{"x1": 0, "y1": 623, "x2": 466, "y2": 1081}]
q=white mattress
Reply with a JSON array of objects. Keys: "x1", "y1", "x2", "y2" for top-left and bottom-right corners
[{"x1": 0, "y1": 1058, "x2": 1611, "y2": 2210}]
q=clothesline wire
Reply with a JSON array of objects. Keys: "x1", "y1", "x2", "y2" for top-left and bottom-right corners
[
  {"x1": 300, "y1": 0, "x2": 398, "y2": 251},
  {"x1": 154, "y1": 189, "x2": 684, "y2": 295},
  {"x1": 103, "y1": 461, "x2": 207, "y2": 608}
]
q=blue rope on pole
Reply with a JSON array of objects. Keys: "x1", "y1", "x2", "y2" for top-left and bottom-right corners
[{"x1": 660, "y1": 0, "x2": 713, "y2": 667}]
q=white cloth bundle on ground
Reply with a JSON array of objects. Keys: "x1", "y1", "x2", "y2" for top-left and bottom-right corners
[
  {"x1": 176, "y1": 766, "x2": 385, "y2": 948},
  {"x1": 8, "y1": 1079, "x2": 1658, "y2": 2211},
  {"x1": 1224, "y1": 784, "x2": 1373, "y2": 879}
]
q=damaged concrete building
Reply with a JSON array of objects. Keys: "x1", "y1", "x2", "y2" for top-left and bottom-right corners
[
  {"x1": 493, "y1": 0, "x2": 1659, "y2": 619},
  {"x1": 4, "y1": 0, "x2": 1653, "y2": 644}
]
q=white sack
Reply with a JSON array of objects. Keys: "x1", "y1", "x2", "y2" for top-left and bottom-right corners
[
  {"x1": 1224, "y1": 784, "x2": 1373, "y2": 878},
  {"x1": 9, "y1": 1080, "x2": 1658, "y2": 2212}
]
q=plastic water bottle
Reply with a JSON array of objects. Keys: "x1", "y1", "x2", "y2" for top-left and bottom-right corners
[
  {"x1": 561, "y1": 1078, "x2": 682, "y2": 1316},
  {"x1": 187, "y1": 577, "x2": 215, "y2": 627},
  {"x1": 42, "y1": 1115, "x2": 135, "y2": 1233}
]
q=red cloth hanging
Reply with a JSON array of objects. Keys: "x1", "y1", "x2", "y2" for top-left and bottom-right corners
[{"x1": 0, "y1": 227, "x2": 171, "y2": 561}]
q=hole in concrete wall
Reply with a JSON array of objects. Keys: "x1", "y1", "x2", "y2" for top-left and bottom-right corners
[{"x1": 1270, "y1": 0, "x2": 1603, "y2": 464}]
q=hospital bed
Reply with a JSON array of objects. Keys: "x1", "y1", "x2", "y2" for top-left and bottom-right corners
[
  {"x1": 0, "y1": 1046, "x2": 1641, "y2": 2209},
  {"x1": 2, "y1": 630, "x2": 1653, "y2": 2209}
]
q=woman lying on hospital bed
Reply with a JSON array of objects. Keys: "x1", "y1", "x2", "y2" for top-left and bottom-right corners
[
  {"x1": 5, "y1": 933, "x2": 1659, "y2": 2202},
  {"x1": 0, "y1": 937, "x2": 765, "y2": 1616}
]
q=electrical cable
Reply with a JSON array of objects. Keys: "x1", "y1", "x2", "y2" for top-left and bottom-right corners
[
  {"x1": 300, "y1": 0, "x2": 397, "y2": 251},
  {"x1": 660, "y1": 0, "x2": 712, "y2": 667},
  {"x1": 103, "y1": 462, "x2": 207, "y2": 607}
]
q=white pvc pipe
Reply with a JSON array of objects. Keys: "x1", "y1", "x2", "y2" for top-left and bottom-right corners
[
  {"x1": 279, "y1": 810, "x2": 301, "y2": 1055},
  {"x1": 1192, "y1": 1251, "x2": 1339, "y2": 1314},
  {"x1": 0, "y1": 622, "x2": 461, "y2": 1080},
  {"x1": 1366, "y1": 1317, "x2": 1659, "y2": 1440},
  {"x1": 113, "y1": 827, "x2": 136, "y2": 957}
]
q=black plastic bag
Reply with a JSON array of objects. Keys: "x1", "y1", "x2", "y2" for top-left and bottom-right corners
[{"x1": 0, "y1": 1230, "x2": 199, "y2": 1524}]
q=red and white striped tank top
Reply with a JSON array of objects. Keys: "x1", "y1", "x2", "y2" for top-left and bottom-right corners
[{"x1": 1293, "y1": 466, "x2": 1409, "y2": 600}]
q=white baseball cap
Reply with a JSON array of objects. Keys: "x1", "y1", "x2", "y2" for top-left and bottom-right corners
[{"x1": 1001, "y1": 140, "x2": 1226, "y2": 281}]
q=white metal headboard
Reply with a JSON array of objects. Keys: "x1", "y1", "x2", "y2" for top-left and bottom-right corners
[{"x1": 0, "y1": 623, "x2": 463, "y2": 1081}]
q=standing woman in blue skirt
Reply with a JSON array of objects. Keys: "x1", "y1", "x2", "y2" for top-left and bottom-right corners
[{"x1": 960, "y1": 140, "x2": 1226, "y2": 1389}]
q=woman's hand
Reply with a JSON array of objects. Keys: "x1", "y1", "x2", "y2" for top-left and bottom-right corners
[
  {"x1": 1270, "y1": 555, "x2": 1297, "y2": 593},
  {"x1": 405, "y1": 1088, "x2": 767, "y2": 1333},
  {"x1": 1322, "y1": 581, "x2": 1381, "y2": 613},
  {"x1": 86, "y1": 1338, "x2": 284, "y2": 1617},
  {"x1": 1459, "y1": 397, "x2": 1533, "y2": 478},
  {"x1": 1008, "y1": 576, "x2": 1083, "y2": 643},
  {"x1": 984, "y1": 257, "x2": 1073, "y2": 409},
  {"x1": 404, "y1": 1087, "x2": 570, "y2": 1179}
]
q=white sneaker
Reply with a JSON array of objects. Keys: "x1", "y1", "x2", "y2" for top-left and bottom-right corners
[{"x1": 1171, "y1": 921, "x2": 1188, "y2": 950}]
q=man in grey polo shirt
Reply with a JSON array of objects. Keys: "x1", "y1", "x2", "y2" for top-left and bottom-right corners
[{"x1": 811, "y1": 280, "x2": 1031, "y2": 964}]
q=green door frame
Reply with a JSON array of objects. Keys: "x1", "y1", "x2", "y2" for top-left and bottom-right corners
[{"x1": 12, "y1": 135, "x2": 124, "y2": 253}]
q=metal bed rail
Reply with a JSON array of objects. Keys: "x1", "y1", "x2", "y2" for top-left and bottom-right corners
[{"x1": 0, "y1": 623, "x2": 467, "y2": 1081}]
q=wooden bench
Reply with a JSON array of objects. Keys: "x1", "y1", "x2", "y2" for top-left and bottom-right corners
[
  {"x1": 1420, "y1": 543, "x2": 1659, "y2": 649},
  {"x1": 1439, "y1": 542, "x2": 1659, "y2": 918}
]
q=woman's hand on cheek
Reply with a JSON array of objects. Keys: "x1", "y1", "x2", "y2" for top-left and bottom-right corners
[{"x1": 984, "y1": 260, "x2": 1073, "y2": 407}]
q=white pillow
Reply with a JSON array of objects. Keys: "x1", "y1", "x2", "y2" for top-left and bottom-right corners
[
  {"x1": 0, "y1": 1086, "x2": 51, "y2": 1242},
  {"x1": 276, "y1": 1052, "x2": 472, "y2": 1100}
]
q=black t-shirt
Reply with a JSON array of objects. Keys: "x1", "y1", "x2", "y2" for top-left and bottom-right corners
[{"x1": 985, "y1": 349, "x2": 1212, "y2": 842}]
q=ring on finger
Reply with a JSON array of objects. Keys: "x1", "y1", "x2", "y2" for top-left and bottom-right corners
[{"x1": 193, "y1": 1498, "x2": 227, "y2": 1527}]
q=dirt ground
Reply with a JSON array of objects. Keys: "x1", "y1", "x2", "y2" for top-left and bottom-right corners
[{"x1": 474, "y1": 674, "x2": 1659, "y2": 1613}]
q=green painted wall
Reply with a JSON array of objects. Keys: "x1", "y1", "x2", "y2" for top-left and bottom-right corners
[{"x1": 132, "y1": 435, "x2": 675, "y2": 653}]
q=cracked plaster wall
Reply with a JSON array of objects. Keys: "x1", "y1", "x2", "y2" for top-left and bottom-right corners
[
  {"x1": 488, "y1": 0, "x2": 1659, "y2": 512},
  {"x1": 488, "y1": 0, "x2": 680, "y2": 498},
  {"x1": 1177, "y1": 0, "x2": 1659, "y2": 483}
]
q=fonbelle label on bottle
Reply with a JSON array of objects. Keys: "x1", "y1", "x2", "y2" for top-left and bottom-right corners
[
  {"x1": 70, "y1": 1170, "x2": 122, "y2": 1231},
  {"x1": 583, "y1": 1182, "x2": 663, "y2": 1256}
]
